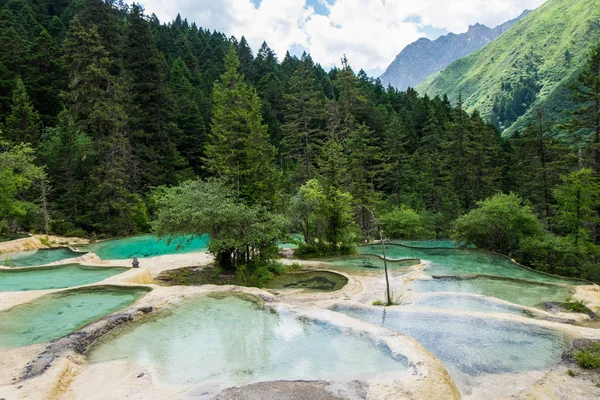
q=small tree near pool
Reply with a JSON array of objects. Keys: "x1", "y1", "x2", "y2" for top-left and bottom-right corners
[
  {"x1": 153, "y1": 180, "x2": 288, "y2": 272},
  {"x1": 452, "y1": 193, "x2": 543, "y2": 255}
]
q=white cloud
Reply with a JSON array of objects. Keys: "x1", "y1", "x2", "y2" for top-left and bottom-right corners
[{"x1": 138, "y1": 0, "x2": 546, "y2": 76}]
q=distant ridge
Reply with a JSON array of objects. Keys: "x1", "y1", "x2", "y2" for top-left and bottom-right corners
[
  {"x1": 417, "y1": 0, "x2": 600, "y2": 135},
  {"x1": 379, "y1": 10, "x2": 531, "y2": 91}
]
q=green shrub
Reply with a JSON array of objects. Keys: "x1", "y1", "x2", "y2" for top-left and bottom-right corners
[
  {"x1": 517, "y1": 234, "x2": 599, "y2": 279},
  {"x1": 288, "y1": 262, "x2": 303, "y2": 272},
  {"x1": 39, "y1": 236, "x2": 51, "y2": 247},
  {"x1": 235, "y1": 260, "x2": 285, "y2": 288},
  {"x1": 296, "y1": 241, "x2": 356, "y2": 258},
  {"x1": 380, "y1": 206, "x2": 434, "y2": 239},
  {"x1": 575, "y1": 342, "x2": 600, "y2": 369},
  {"x1": 564, "y1": 300, "x2": 590, "y2": 313},
  {"x1": 453, "y1": 193, "x2": 544, "y2": 255}
]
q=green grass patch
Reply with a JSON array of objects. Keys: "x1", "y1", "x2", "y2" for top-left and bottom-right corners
[{"x1": 575, "y1": 342, "x2": 600, "y2": 369}]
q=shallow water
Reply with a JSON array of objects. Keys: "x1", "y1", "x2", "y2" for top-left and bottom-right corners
[
  {"x1": 75, "y1": 234, "x2": 209, "y2": 260},
  {"x1": 0, "y1": 264, "x2": 128, "y2": 292},
  {"x1": 0, "y1": 247, "x2": 82, "y2": 267},
  {"x1": 312, "y1": 254, "x2": 418, "y2": 273},
  {"x1": 0, "y1": 286, "x2": 148, "y2": 348},
  {"x1": 390, "y1": 239, "x2": 460, "y2": 248},
  {"x1": 264, "y1": 271, "x2": 348, "y2": 292},
  {"x1": 88, "y1": 296, "x2": 407, "y2": 396},
  {"x1": 409, "y1": 277, "x2": 573, "y2": 308},
  {"x1": 360, "y1": 244, "x2": 585, "y2": 285},
  {"x1": 336, "y1": 305, "x2": 568, "y2": 392},
  {"x1": 412, "y1": 293, "x2": 534, "y2": 316}
]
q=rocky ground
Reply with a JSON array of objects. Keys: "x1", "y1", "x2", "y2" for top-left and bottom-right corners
[{"x1": 1, "y1": 241, "x2": 600, "y2": 400}]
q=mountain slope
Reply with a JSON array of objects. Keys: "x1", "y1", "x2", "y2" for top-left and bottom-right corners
[
  {"x1": 417, "y1": 0, "x2": 600, "y2": 135},
  {"x1": 379, "y1": 11, "x2": 530, "y2": 91}
]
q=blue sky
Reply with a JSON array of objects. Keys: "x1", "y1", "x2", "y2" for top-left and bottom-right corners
[{"x1": 141, "y1": 0, "x2": 545, "y2": 77}]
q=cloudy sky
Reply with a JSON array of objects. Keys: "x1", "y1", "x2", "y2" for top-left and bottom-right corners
[{"x1": 139, "y1": 0, "x2": 546, "y2": 77}]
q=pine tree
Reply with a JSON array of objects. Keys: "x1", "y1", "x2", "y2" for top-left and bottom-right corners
[
  {"x1": 5, "y1": 77, "x2": 41, "y2": 145},
  {"x1": 346, "y1": 123, "x2": 381, "y2": 237},
  {"x1": 382, "y1": 113, "x2": 412, "y2": 200},
  {"x1": 169, "y1": 57, "x2": 206, "y2": 175},
  {"x1": 124, "y1": 4, "x2": 187, "y2": 188},
  {"x1": 553, "y1": 169, "x2": 600, "y2": 246},
  {"x1": 281, "y1": 56, "x2": 327, "y2": 186},
  {"x1": 511, "y1": 109, "x2": 572, "y2": 222},
  {"x1": 328, "y1": 56, "x2": 366, "y2": 141},
  {"x1": 206, "y1": 48, "x2": 279, "y2": 207},
  {"x1": 62, "y1": 16, "x2": 137, "y2": 235},
  {"x1": 27, "y1": 28, "x2": 64, "y2": 126},
  {"x1": 563, "y1": 44, "x2": 600, "y2": 173}
]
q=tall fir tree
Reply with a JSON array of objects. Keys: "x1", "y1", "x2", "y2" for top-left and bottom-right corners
[
  {"x1": 124, "y1": 4, "x2": 187, "y2": 188},
  {"x1": 281, "y1": 55, "x2": 327, "y2": 186},
  {"x1": 206, "y1": 48, "x2": 280, "y2": 207},
  {"x1": 61, "y1": 15, "x2": 138, "y2": 235},
  {"x1": 4, "y1": 77, "x2": 41, "y2": 145}
]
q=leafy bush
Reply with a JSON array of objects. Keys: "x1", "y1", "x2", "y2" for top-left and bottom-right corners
[
  {"x1": 575, "y1": 342, "x2": 600, "y2": 369},
  {"x1": 380, "y1": 206, "x2": 434, "y2": 239},
  {"x1": 295, "y1": 241, "x2": 356, "y2": 258},
  {"x1": 517, "y1": 233, "x2": 599, "y2": 280},
  {"x1": 564, "y1": 300, "x2": 590, "y2": 314},
  {"x1": 453, "y1": 193, "x2": 543, "y2": 255},
  {"x1": 235, "y1": 260, "x2": 285, "y2": 288}
]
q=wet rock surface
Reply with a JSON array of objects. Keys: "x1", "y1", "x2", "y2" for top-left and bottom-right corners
[
  {"x1": 212, "y1": 380, "x2": 367, "y2": 400},
  {"x1": 21, "y1": 306, "x2": 154, "y2": 381},
  {"x1": 542, "y1": 301, "x2": 598, "y2": 319}
]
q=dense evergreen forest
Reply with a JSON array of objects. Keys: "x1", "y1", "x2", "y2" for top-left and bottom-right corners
[{"x1": 1, "y1": 0, "x2": 600, "y2": 281}]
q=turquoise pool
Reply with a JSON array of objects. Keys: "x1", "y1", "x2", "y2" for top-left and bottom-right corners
[
  {"x1": 0, "y1": 264, "x2": 128, "y2": 292},
  {"x1": 336, "y1": 305, "x2": 568, "y2": 392},
  {"x1": 87, "y1": 296, "x2": 407, "y2": 396},
  {"x1": 74, "y1": 234, "x2": 209, "y2": 260},
  {"x1": 1, "y1": 247, "x2": 82, "y2": 267},
  {"x1": 0, "y1": 286, "x2": 149, "y2": 348}
]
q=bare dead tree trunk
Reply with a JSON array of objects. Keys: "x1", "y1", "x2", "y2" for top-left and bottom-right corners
[
  {"x1": 39, "y1": 175, "x2": 52, "y2": 236},
  {"x1": 364, "y1": 206, "x2": 391, "y2": 305}
]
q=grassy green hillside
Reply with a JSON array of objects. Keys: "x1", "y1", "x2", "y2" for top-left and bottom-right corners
[{"x1": 417, "y1": 0, "x2": 600, "y2": 136}]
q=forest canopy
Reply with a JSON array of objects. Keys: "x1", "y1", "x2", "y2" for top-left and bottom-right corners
[{"x1": 1, "y1": 0, "x2": 600, "y2": 281}]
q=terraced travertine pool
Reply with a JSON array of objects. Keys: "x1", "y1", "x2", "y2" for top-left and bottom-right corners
[
  {"x1": 409, "y1": 276, "x2": 573, "y2": 308},
  {"x1": 312, "y1": 254, "x2": 418, "y2": 273},
  {"x1": 74, "y1": 234, "x2": 210, "y2": 259},
  {"x1": 0, "y1": 264, "x2": 128, "y2": 292},
  {"x1": 359, "y1": 243, "x2": 586, "y2": 285},
  {"x1": 0, "y1": 247, "x2": 83, "y2": 267},
  {"x1": 0, "y1": 286, "x2": 149, "y2": 348},
  {"x1": 84, "y1": 296, "x2": 408, "y2": 397},
  {"x1": 264, "y1": 271, "x2": 348, "y2": 291},
  {"x1": 336, "y1": 304, "x2": 569, "y2": 393},
  {"x1": 74, "y1": 233, "x2": 304, "y2": 261},
  {"x1": 411, "y1": 293, "x2": 535, "y2": 317}
]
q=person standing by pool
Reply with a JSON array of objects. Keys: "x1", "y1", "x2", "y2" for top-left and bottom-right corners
[{"x1": 132, "y1": 256, "x2": 139, "y2": 268}]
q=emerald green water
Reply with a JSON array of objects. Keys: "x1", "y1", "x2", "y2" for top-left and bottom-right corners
[
  {"x1": 75, "y1": 234, "x2": 209, "y2": 260},
  {"x1": 390, "y1": 239, "x2": 459, "y2": 248},
  {"x1": 409, "y1": 277, "x2": 573, "y2": 308},
  {"x1": 278, "y1": 233, "x2": 304, "y2": 249},
  {"x1": 0, "y1": 247, "x2": 82, "y2": 267},
  {"x1": 413, "y1": 294, "x2": 534, "y2": 317},
  {"x1": 360, "y1": 243, "x2": 584, "y2": 285},
  {"x1": 0, "y1": 286, "x2": 149, "y2": 348},
  {"x1": 0, "y1": 264, "x2": 128, "y2": 292},
  {"x1": 336, "y1": 305, "x2": 568, "y2": 393},
  {"x1": 264, "y1": 271, "x2": 348, "y2": 292},
  {"x1": 88, "y1": 296, "x2": 407, "y2": 396},
  {"x1": 312, "y1": 254, "x2": 419, "y2": 273}
]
